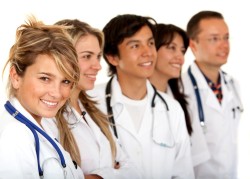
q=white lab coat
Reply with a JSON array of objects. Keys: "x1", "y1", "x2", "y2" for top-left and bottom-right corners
[
  {"x1": 88, "y1": 75, "x2": 194, "y2": 179},
  {"x1": 42, "y1": 101, "x2": 141, "y2": 179},
  {"x1": 182, "y1": 62, "x2": 242, "y2": 179},
  {"x1": 0, "y1": 98, "x2": 84, "y2": 179}
]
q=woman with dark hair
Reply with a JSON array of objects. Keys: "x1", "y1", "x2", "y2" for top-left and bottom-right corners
[{"x1": 149, "y1": 23, "x2": 192, "y2": 135}]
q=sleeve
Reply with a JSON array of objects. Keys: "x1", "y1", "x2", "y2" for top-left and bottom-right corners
[
  {"x1": 0, "y1": 122, "x2": 39, "y2": 179},
  {"x1": 171, "y1": 102, "x2": 195, "y2": 179},
  {"x1": 89, "y1": 135, "x2": 142, "y2": 179}
]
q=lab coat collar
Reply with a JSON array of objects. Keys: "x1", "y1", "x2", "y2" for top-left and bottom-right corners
[
  {"x1": 109, "y1": 76, "x2": 156, "y2": 113},
  {"x1": 109, "y1": 75, "x2": 124, "y2": 109},
  {"x1": 190, "y1": 62, "x2": 234, "y2": 111},
  {"x1": 190, "y1": 63, "x2": 221, "y2": 111},
  {"x1": 220, "y1": 72, "x2": 234, "y2": 108},
  {"x1": 9, "y1": 97, "x2": 47, "y2": 141},
  {"x1": 9, "y1": 98, "x2": 44, "y2": 130},
  {"x1": 189, "y1": 62, "x2": 210, "y2": 90},
  {"x1": 109, "y1": 76, "x2": 155, "y2": 137}
]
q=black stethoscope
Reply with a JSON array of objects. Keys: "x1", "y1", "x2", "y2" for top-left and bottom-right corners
[
  {"x1": 4, "y1": 101, "x2": 66, "y2": 177},
  {"x1": 105, "y1": 76, "x2": 169, "y2": 139},
  {"x1": 188, "y1": 66, "x2": 244, "y2": 129}
]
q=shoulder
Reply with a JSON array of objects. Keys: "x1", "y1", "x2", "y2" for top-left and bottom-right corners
[
  {"x1": 222, "y1": 70, "x2": 238, "y2": 83},
  {"x1": 87, "y1": 82, "x2": 107, "y2": 100},
  {"x1": 157, "y1": 90, "x2": 183, "y2": 110},
  {"x1": 0, "y1": 114, "x2": 34, "y2": 147}
]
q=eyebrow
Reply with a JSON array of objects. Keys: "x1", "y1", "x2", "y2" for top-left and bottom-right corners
[
  {"x1": 78, "y1": 51, "x2": 94, "y2": 54},
  {"x1": 126, "y1": 36, "x2": 154, "y2": 46},
  {"x1": 208, "y1": 32, "x2": 229, "y2": 36},
  {"x1": 38, "y1": 72, "x2": 55, "y2": 77}
]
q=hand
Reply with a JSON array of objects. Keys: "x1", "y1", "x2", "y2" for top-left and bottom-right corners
[
  {"x1": 84, "y1": 174, "x2": 103, "y2": 179},
  {"x1": 114, "y1": 161, "x2": 120, "y2": 169}
]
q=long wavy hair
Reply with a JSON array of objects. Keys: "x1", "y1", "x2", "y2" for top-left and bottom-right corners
[{"x1": 54, "y1": 19, "x2": 117, "y2": 166}]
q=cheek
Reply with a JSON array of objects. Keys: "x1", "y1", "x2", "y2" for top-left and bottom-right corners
[
  {"x1": 61, "y1": 86, "x2": 72, "y2": 98},
  {"x1": 157, "y1": 53, "x2": 170, "y2": 66},
  {"x1": 79, "y1": 61, "x2": 90, "y2": 73}
]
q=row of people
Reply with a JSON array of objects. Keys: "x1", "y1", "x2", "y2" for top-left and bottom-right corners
[{"x1": 0, "y1": 10, "x2": 242, "y2": 179}]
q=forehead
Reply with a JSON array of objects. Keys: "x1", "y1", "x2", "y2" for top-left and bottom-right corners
[
  {"x1": 199, "y1": 18, "x2": 229, "y2": 36},
  {"x1": 122, "y1": 25, "x2": 153, "y2": 44},
  {"x1": 76, "y1": 35, "x2": 100, "y2": 48}
]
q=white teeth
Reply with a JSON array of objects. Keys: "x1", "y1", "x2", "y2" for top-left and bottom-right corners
[
  {"x1": 140, "y1": 62, "x2": 152, "y2": 66},
  {"x1": 42, "y1": 100, "x2": 57, "y2": 106},
  {"x1": 218, "y1": 52, "x2": 227, "y2": 57},
  {"x1": 172, "y1": 64, "x2": 181, "y2": 68},
  {"x1": 85, "y1": 74, "x2": 96, "y2": 79}
]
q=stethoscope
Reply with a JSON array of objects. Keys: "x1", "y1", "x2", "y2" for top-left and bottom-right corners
[
  {"x1": 66, "y1": 105, "x2": 86, "y2": 129},
  {"x1": 4, "y1": 101, "x2": 67, "y2": 177},
  {"x1": 188, "y1": 66, "x2": 244, "y2": 129},
  {"x1": 105, "y1": 76, "x2": 175, "y2": 148}
]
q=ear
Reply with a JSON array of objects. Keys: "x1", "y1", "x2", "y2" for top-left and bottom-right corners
[
  {"x1": 105, "y1": 54, "x2": 119, "y2": 67},
  {"x1": 189, "y1": 39, "x2": 197, "y2": 54},
  {"x1": 10, "y1": 66, "x2": 21, "y2": 89}
]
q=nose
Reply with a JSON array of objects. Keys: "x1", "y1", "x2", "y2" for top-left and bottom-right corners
[
  {"x1": 221, "y1": 38, "x2": 229, "y2": 48},
  {"x1": 48, "y1": 82, "x2": 62, "y2": 99},
  {"x1": 175, "y1": 51, "x2": 185, "y2": 65},
  {"x1": 92, "y1": 58, "x2": 102, "y2": 71},
  {"x1": 142, "y1": 44, "x2": 156, "y2": 57}
]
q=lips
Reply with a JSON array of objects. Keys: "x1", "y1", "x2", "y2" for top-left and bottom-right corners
[
  {"x1": 171, "y1": 63, "x2": 182, "y2": 69},
  {"x1": 41, "y1": 99, "x2": 58, "y2": 107},
  {"x1": 139, "y1": 61, "x2": 153, "y2": 67},
  {"x1": 217, "y1": 52, "x2": 228, "y2": 58}
]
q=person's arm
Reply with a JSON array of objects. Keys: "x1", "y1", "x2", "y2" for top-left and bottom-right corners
[{"x1": 84, "y1": 174, "x2": 103, "y2": 179}]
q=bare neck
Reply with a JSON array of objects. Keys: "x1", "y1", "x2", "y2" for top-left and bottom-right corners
[
  {"x1": 149, "y1": 71, "x2": 169, "y2": 93},
  {"x1": 117, "y1": 76, "x2": 148, "y2": 100},
  {"x1": 196, "y1": 61, "x2": 220, "y2": 83}
]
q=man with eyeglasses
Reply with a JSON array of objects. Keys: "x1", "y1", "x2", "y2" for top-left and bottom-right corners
[{"x1": 182, "y1": 10, "x2": 243, "y2": 179}]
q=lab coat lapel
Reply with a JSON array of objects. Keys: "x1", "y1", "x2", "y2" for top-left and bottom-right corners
[
  {"x1": 110, "y1": 76, "x2": 138, "y2": 138},
  {"x1": 191, "y1": 63, "x2": 222, "y2": 113},
  {"x1": 142, "y1": 82, "x2": 174, "y2": 146},
  {"x1": 221, "y1": 72, "x2": 234, "y2": 109}
]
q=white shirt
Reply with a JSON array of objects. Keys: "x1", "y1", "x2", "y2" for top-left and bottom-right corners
[
  {"x1": 182, "y1": 62, "x2": 242, "y2": 179},
  {"x1": 42, "y1": 101, "x2": 141, "y2": 179},
  {"x1": 88, "y1": 75, "x2": 195, "y2": 179},
  {"x1": 0, "y1": 98, "x2": 84, "y2": 179}
]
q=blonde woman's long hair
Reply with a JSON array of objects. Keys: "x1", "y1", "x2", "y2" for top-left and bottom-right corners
[
  {"x1": 55, "y1": 19, "x2": 117, "y2": 166},
  {"x1": 2, "y1": 16, "x2": 81, "y2": 165}
]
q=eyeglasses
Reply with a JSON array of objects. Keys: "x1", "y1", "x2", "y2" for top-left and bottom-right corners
[{"x1": 198, "y1": 35, "x2": 229, "y2": 45}]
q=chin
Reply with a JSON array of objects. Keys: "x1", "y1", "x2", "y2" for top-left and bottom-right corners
[{"x1": 42, "y1": 112, "x2": 58, "y2": 118}]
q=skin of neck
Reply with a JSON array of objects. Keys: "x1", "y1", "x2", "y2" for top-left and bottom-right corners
[
  {"x1": 149, "y1": 71, "x2": 169, "y2": 93},
  {"x1": 195, "y1": 60, "x2": 221, "y2": 84},
  {"x1": 117, "y1": 74, "x2": 148, "y2": 100}
]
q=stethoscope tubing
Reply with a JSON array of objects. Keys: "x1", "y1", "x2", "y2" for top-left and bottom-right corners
[
  {"x1": 105, "y1": 77, "x2": 169, "y2": 139},
  {"x1": 4, "y1": 101, "x2": 66, "y2": 176},
  {"x1": 188, "y1": 66, "x2": 243, "y2": 127}
]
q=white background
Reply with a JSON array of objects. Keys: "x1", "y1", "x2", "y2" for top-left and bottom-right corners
[{"x1": 0, "y1": 1, "x2": 249, "y2": 178}]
